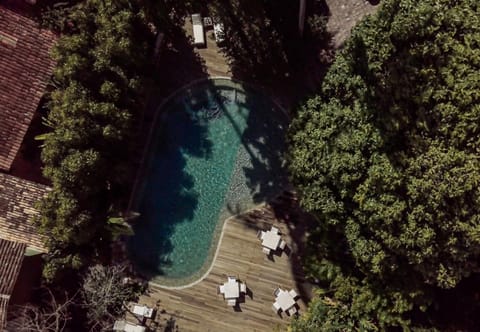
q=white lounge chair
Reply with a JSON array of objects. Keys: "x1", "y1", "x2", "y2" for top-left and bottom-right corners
[
  {"x1": 287, "y1": 306, "x2": 298, "y2": 316},
  {"x1": 257, "y1": 230, "x2": 265, "y2": 240},
  {"x1": 144, "y1": 307, "x2": 154, "y2": 319},
  {"x1": 272, "y1": 302, "x2": 281, "y2": 312},
  {"x1": 240, "y1": 283, "x2": 246, "y2": 293},
  {"x1": 289, "y1": 289, "x2": 298, "y2": 299},
  {"x1": 273, "y1": 287, "x2": 281, "y2": 297},
  {"x1": 203, "y1": 16, "x2": 213, "y2": 27},
  {"x1": 132, "y1": 304, "x2": 154, "y2": 318},
  {"x1": 213, "y1": 22, "x2": 225, "y2": 43}
]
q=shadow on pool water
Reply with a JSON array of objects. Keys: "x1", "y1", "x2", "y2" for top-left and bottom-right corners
[
  {"x1": 227, "y1": 88, "x2": 289, "y2": 207},
  {"x1": 128, "y1": 79, "x2": 289, "y2": 284}
]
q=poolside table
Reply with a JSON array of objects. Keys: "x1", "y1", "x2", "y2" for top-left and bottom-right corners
[
  {"x1": 222, "y1": 278, "x2": 240, "y2": 299},
  {"x1": 262, "y1": 229, "x2": 281, "y2": 250},
  {"x1": 275, "y1": 289, "x2": 296, "y2": 312}
]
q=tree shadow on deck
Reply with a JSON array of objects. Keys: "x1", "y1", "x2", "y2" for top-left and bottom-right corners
[
  {"x1": 142, "y1": 23, "x2": 209, "y2": 125},
  {"x1": 145, "y1": 302, "x2": 180, "y2": 332},
  {"x1": 209, "y1": 0, "x2": 334, "y2": 106}
]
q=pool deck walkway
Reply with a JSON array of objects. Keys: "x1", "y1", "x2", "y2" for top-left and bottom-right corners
[
  {"x1": 184, "y1": 20, "x2": 230, "y2": 77},
  {"x1": 135, "y1": 195, "x2": 313, "y2": 332}
]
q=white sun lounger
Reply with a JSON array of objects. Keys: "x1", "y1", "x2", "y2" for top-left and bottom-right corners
[
  {"x1": 192, "y1": 14, "x2": 205, "y2": 47},
  {"x1": 132, "y1": 304, "x2": 154, "y2": 318}
]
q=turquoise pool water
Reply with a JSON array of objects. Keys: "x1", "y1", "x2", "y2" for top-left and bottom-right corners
[{"x1": 128, "y1": 79, "x2": 288, "y2": 286}]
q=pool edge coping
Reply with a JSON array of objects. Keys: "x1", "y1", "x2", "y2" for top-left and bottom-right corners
[{"x1": 127, "y1": 76, "x2": 289, "y2": 289}]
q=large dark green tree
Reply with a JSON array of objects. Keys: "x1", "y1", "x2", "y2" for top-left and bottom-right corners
[
  {"x1": 288, "y1": 0, "x2": 480, "y2": 329},
  {"x1": 35, "y1": 0, "x2": 157, "y2": 281}
]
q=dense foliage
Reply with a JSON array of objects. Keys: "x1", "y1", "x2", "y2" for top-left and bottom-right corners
[
  {"x1": 81, "y1": 265, "x2": 143, "y2": 330},
  {"x1": 35, "y1": 0, "x2": 157, "y2": 281},
  {"x1": 288, "y1": 0, "x2": 480, "y2": 329},
  {"x1": 289, "y1": 289, "x2": 411, "y2": 332}
]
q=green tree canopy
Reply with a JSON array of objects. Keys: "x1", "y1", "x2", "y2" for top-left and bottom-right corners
[
  {"x1": 35, "y1": 0, "x2": 157, "y2": 281},
  {"x1": 288, "y1": 0, "x2": 480, "y2": 329}
]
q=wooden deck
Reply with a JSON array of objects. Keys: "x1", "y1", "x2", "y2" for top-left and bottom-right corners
[
  {"x1": 183, "y1": 19, "x2": 230, "y2": 77},
  {"x1": 136, "y1": 196, "x2": 312, "y2": 332}
]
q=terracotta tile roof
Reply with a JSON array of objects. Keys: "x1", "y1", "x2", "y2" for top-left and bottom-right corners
[
  {"x1": 0, "y1": 238, "x2": 26, "y2": 330},
  {"x1": 0, "y1": 297, "x2": 9, "y2": 332},
  {"x1": 0, "y1": 6, "x2": 57, "y2": 171},
  {"x1": 0, "y1": 173, "x2": 49, "y2": 252}
]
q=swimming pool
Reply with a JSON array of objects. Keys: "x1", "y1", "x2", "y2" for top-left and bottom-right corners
[{"x1": 128, "y1": 79, "x2": 288, "y2": 286}]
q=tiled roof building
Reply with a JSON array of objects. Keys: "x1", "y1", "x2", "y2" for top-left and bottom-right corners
[
  {"x1": 0, "y1": 4, "x2": 56, "y2": 330},
  {"x1": 0, "y1": 173, "x2": 49, "y2": 253},
  {"x1": 0, "y1": 238, "x2": 26, "y2": 329},
  {"x1": 0, "y1": 173, "x2": 49, "y2": 330},
  {"x1": 0, "y1": 5, "x2": 57, "y2": 171}
]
